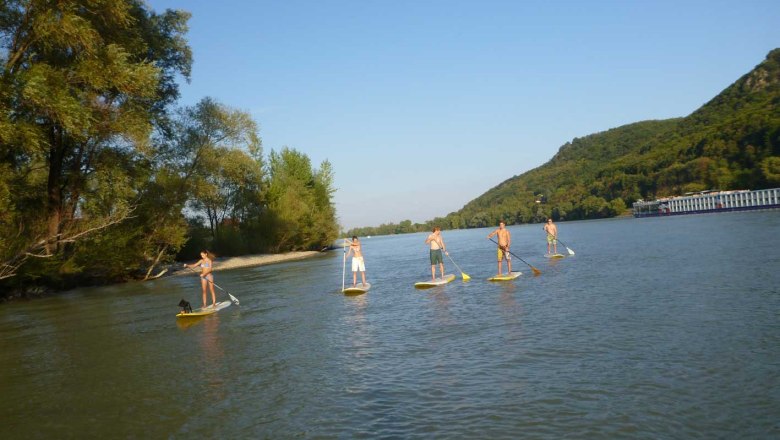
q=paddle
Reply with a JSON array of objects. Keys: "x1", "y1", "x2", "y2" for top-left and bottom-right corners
[
  {"x1": 489, "y1": 238, "x2": 541, "y2": 276},
  {"x1": 445, "y1": 251, "x2": 471, "y2": 281},
  {"x1": 556, "y1": 238, "x2": 575, "y2": 256},
  {"x1": 341, "y1": 238, "x2": 348, "y2": 292},
  {"x1": 185, "y1": 266, "x2": 240, "y2": 306}
]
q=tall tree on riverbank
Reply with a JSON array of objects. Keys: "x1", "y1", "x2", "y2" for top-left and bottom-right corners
[
  {"x1": 0, "y1": 0, "x2": 191, "y2": 281},
  {"x1": 267, "y1": 148, "x2": 338, "y2": 251},
  {"x1": 178, "y1": 98, "x2": 263, "y2": 238}
]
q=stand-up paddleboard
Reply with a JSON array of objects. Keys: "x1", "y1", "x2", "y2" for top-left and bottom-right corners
[
  {"x1": 415, "y1": 274, "x2": 456, "y2": 289},
  {"x1": 343, "y1": 283, "x2": 371, "y2": 295},
  {"x1": 545, "y1": 253, "x2": 565, "y2": 259},
  {"x1": 176, "y1": 301, "x2": 231, "y2": 318},
  {"x1": 488, "y1": 271, "x2": 522, "y2": 281}
]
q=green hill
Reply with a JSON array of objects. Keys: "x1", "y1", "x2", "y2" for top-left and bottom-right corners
[
  {"x1": 347, "y1": 48, "x2": 780, "y2": 236},
  {"x1": 450, "y1": 48, "x2": 780, "y2": 228}
]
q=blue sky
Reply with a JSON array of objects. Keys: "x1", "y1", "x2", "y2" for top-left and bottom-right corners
[{"x1": 147, "y1": 0, "x2": 780, "y2": 229}]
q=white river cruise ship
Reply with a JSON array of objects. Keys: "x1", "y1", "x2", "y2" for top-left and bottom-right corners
[{"x1": 632, "y1": 188, "x2": 780, "y2": 217}]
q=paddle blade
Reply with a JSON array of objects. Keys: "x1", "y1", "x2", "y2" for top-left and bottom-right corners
[
  {"x1": 566, "y1": 247, "x2": 575, "y2": 256},
  {"x1": 229, "y1": 293, "x2": 240, "y2": 306},
  {"x1": 461, "y1": 272, "x2": 471, "y2": 281},
  {"x1": 531, "y1": 267, "x2": 542, "y2": 276}
]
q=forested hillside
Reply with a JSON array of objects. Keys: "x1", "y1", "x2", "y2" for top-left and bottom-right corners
[
  {"x1": 348, "y1": 48, "x2": 780, "y2": 236},
  {"x1": 0, "y1": 1, "x2": 337, "y2": 295}
]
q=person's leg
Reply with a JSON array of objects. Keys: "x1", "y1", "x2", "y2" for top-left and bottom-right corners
[
  {"x1": 439, "y1": 262, "x2": 445, "y2": 278},
  {"x1": 200, "y1": 278, "x2": 208, "y2": 308},
  {"x1": 208, "y1": 277, "x2": 216, "y2": 306},
  {"x1": 554, "y1": 240, "x2": 558, "y2": 254},
  {"x1": 353, "y1": 271, "x2": 357, "y2": 286},
  {"x1": 508, "y1": 256, "x2": 512, "y2": 273},
  {"x1": 431, "y1": 265, "x2": 436, "y2": 281},
  {"x1": 361, "y1": 270, "x2": 366, "y2": 285}
]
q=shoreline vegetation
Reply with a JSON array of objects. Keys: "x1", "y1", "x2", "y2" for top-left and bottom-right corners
[{"x1": 0, "y1": 2, "x2": 339, "y2": 299}]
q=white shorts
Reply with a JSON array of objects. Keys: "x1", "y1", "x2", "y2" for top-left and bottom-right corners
[{"x1": 351, "y1": 257, "x2": 365, "y2": 272}]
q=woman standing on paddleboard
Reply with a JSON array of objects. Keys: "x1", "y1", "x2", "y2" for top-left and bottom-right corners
[{"x1": 184, "y1": 251, "x2": 217, "y2": 308}]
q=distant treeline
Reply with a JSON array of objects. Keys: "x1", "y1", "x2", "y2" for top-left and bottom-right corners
[
  {"x1": 349, "y1": 48, "x2": 780, "y2": 236},
  {"x1": 0, "y1": 1, "x2": 337, "y2": 295},
  {"x1": 347, "y1": 220, "x2": 436, "y2": 237}
]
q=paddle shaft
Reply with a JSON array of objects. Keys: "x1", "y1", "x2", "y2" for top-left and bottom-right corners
[
  {"x1": 445, "y1": 251, "x2": 470, "y2": 280},
  {"x1": 185, "y1": 266, "x2": 240, "y2": 305},
  {"x1": 489, "y1": 238, "x2": 541, "y2": 275},
  {"x1": 556, "y1": 238, "x2": 575, "y2": 255},
  {"x1": 342, "y1": 239, "x2": 347, "y2": 292}
]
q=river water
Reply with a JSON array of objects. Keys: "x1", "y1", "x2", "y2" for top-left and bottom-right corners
[{"x1": 1, "y1": 211, "x2": 779, "y2": 438}]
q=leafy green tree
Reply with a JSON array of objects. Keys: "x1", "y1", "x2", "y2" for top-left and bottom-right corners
[
  {"x1": 0, "y1": 0, "x2": 191, "y2": 281},
  {"x1": 760, "y1": 156, "x2": 780, "y2": 185},
  {"x1": 266, "y1": 147, "x2": 337, "y2": 251}
]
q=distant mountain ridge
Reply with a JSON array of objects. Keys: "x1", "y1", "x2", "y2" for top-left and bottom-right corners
[
  {"x1": 346, "y1": 49, "x2": 780, "y2": 236},
  {"x1": 439, "y1": 48, "x2": 780, "y2": 228}
]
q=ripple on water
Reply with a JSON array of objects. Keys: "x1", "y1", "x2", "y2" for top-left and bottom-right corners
[{"x1": 1, "y1": 214, "x2": 780, "y2": 438}]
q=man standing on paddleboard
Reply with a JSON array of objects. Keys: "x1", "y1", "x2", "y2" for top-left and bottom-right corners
[
  {"x1": 425, "y1": 226, "x2": 448, "y2": 281},
  {"x1": 487, "y1": 221, "x2": 512, "y2": 276},
  {"x1": 543, "y1": 218, "x2": 558, "y2": 255},
  {"x1": 346, "y1": 236, "x2": 367, "y2": 287}
]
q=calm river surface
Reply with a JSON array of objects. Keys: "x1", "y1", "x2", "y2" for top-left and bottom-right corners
[{"x1": 2, "y1": 212, "x2": 779, "y2": 438}]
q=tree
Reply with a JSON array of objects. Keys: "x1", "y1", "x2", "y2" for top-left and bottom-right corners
[
  {"x1": 760, "y1": 156, "x2": 780, "y2": 185},
  {"x1": 0, "y1": 0, "x2": 191, "y2": 280},
  {"x1": 266, "y1": 147, "x2": 337, "y2": 251}
]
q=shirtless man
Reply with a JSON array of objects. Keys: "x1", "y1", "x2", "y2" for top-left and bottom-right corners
[
  {"x1": 425, "y1": 226, "x2": 448, "y2": 281},
  {"x1": 487, "y1": 221, "x2": 512, "y2": 276},
  {"x1": 543, "y1": 218, "x2": 558, "y2": 255},
  {"x1": 345, "y1": 236, "x2": 367, "y2": 287}
]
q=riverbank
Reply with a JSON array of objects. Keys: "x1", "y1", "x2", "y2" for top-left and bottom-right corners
[{"x1": 2, "y1": 250, "x2": 326, "y2": 302}]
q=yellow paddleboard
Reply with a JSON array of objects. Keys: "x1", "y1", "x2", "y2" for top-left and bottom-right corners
[
  {"x1": 343, "y1": 283, "x2": 371, "y2": 295},
  {"x1": 414, "y1": 274, "x2": 456, "y2": 289},
  {"x1": 176, "y1": 301, "x2": 231, "y2": 318},
  {"x1": 545, "y1": 253, "x2": 565, "y2": 259},
  {"x1": 487, "y1": 271, "x2": 522, "y2": 281}
]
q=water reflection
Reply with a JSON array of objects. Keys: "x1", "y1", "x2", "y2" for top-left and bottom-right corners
[
  {"x1": 342, "y1": 294, "x2": 373, "y2": 376},
  {"x1": 180, "y1": 316, "x2": 227, "y2": 402},
  {"x1": 432, "y1": 290, "x2": 453, "y2": 326},
  {"x1": 344, "y1": 294, "x2": 368, "y2": 328},
  {"x1": 499, "y1": 283, "x2": 523, "y2": 342},
  {"x1": 200, "y1": 317, "x2": 224, "y2": 368},
  {"x1": 176, "y1": 316, "x2": 205, "y2": 330}
]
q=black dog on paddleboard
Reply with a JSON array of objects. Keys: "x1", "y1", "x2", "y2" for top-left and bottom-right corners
[{"x1": 178, "y1": 299, "x2": 193, "y2": 314}]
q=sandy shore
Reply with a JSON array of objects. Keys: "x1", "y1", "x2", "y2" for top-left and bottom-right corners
[
  {"x1": 173, "y1": 250, "x2": 323, "y2": 275},
  {"x1": 214, "y1": 251, "x2": 322, "y2": 270}
]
